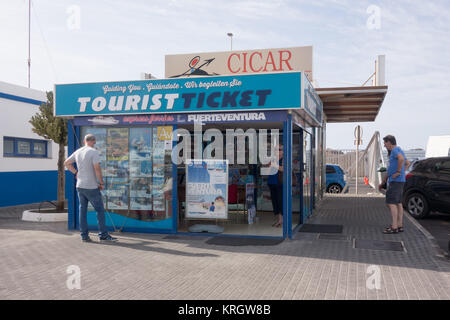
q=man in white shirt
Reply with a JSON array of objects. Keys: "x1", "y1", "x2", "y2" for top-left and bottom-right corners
[{"x1": 64, "y1": 134, "x2": 117, "y2": 242}]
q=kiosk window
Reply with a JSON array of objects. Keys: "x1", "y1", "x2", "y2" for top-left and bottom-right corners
[{"x1": 80, "y1": 126, "x2": 173, "y2": 223}]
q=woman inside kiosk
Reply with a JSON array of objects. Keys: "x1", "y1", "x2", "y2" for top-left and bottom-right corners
[{"x1": 267, "y1": 144, "x2": 284, "y2": 228}]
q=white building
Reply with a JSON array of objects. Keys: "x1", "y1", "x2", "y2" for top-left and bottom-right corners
[
  {"x1": 425, "y1": 135, "x2": 450, "y2": 158},
  {"x1": 0, "y1": 81, "x2": 62, "y2": 207}
]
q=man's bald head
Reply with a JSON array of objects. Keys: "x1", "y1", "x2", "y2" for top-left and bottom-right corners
[{"x1": 84, "y1": 134, "x2": 96, "y2": 146}]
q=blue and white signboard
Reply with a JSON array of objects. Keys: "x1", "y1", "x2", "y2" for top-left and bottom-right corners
[
  {"x1": 54, "y1": 72, "x2": 302, "y2": 117},
  {"x1": 185, "y1": 159, "x2": 228, "y2": 219},
  {"x1": 303, "y1": 74, "x2": 323, "y2": 124}
]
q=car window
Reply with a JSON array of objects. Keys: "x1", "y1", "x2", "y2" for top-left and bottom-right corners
[
  {"x1": 414, "y1": 160, "x2": 433, "y2": 173},
  {"x1": 436, "y1": 160, "x2": 450, "y2": 175},
  {"x1": 326, "y1": 166, "x2": 336, "y2": 174}
]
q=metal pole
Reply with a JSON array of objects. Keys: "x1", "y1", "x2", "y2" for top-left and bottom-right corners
[
  {"x1": 356, "y1": 144, "x2": 358, "y2": 194},
  {"x1": 227, "y1": 33, "x2": 233, "y2": 51},
  {"x1": 28, "y1": 0, "x2": 31, "y2": 88}
]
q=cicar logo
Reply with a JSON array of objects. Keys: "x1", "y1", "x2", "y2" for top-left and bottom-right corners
[
  {"x1": 227, "y1": 50, "x2": 293, "y2": 74},
  {"x1": 170, "y1": 56, "x2": 219, "y2": 78}
]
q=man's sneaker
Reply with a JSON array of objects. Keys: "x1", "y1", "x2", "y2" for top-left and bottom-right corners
[
  {"x1": 99, "y1": 235, "x2": 118, "y2": 242},
  {"x1": 82, "y1": 237, "x2": 93, "y2": 242}
]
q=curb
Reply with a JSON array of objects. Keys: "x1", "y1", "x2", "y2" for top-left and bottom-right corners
[
  {"x1": 403, "y1": 210, "x2": 449, "y2": 260},
  {"x1": 22, "y1": 210, "x2": 68, "y2": 222}
]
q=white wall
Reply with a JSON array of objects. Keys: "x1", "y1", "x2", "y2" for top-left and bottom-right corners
[
  {"x1": 0, "y1": 81, "x2": 65, "y2": 172},
  {"x1": 425, "y1": 135, "x2": 450, "y2": 158}
]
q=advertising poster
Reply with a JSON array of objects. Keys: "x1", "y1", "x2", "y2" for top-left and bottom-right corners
[
  {"x1": 151, "y1": 127, "x2": 168, "y2": 212},
  {"x1": 246, "y1": 183, "x2": 256, "y2": 224},
  {"x1": 129, "y1": 128, "x2": 152, "y2": 160},
  {"x1": 104, "y1": 160, "x2": 129, "y2": 177},
  {"x1": 106, "y1": 178, "x2": 129, "y2": 210},
  {"x1": 186, "y1": 159, "x2": 228, "y2": 219},
  {"x1": 130, "y1": 160, "x2": 152, "y2": 177},
  {"x1": 107, "y1": 128, "x2": 129, "y2": 161},
  {"x1": 130, "y1": 177, "x2": 152, "y2": 210}
]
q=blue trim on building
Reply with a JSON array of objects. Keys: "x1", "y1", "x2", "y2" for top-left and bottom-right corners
[
  {"x1": 172, "y1": 124, "x2": 178, "y2": 233},
  {"x1": 67, "y1": 120, "x2": 78, "y2": 230},
  {"x1": 311, "y1": 128, "x2": 315, "y2": 212},
  {"x1": 0, "y1": 92, "x2": 45, "y2": 106},
  {"x1": 0, "y1": 170, "x2": 70, "y2": 207},
  {"x1": 285, "y1": 115, "x2": 293, "y2": 239},
  {"x1": 87, "y1": 211, "x2": 173, "y2": 230},
  {"x1": 299, "y1": 129, "x2": 304, "y2": 225},
  {"x1": 312, "y1": 127, "x2": 316, "y2": 210}
]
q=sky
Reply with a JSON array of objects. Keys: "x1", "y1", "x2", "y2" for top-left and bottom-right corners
[{"x1": 1, "y1": 0, "x2": 449, "y2": 150}]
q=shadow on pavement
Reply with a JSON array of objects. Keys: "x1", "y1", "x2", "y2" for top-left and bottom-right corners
[{"x1": 1, "y1": 198, "x2": 449, "y2": 272}]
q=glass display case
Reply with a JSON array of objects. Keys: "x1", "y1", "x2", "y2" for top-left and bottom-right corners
[{"x1": 80, "y1": 126, "x2": 173, "y2": 229}]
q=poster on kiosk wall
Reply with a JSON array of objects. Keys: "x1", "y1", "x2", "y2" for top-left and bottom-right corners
[{"x1": 186, "y1": 159, "x2": 228, "y2": 219}]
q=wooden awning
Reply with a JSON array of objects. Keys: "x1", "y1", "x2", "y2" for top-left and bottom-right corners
[{"x1": 316, "y1": 86, "x2": 388, "y2": 123}]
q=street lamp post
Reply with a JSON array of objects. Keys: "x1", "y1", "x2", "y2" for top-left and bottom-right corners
[
  {"x1": 28, "y1": 0, "x2": 31, "y2": 88},
  {"x1": 227, "y1": 33, "x2": 233, "y2": 51}
]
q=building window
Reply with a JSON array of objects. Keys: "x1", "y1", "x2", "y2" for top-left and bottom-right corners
[
  {"x1": 33, "y1": 141, "x2": 46, "y2": 155},
  {"x1": 3, "y1": 137, "x2": 48, "y2": 158},
  {"x1": 3, "y1": 139, "x2": 14, "y2": 154},
  {"x1": 17, "y1": 140, "x2": 31, "y2": 154}
]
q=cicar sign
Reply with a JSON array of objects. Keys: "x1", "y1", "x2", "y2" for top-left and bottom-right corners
[{"x1": 165, "y1": 46, "x2": 313, "y2": 81}]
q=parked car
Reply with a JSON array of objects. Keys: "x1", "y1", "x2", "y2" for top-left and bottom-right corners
[
  {"x1": 405, "y1": 157, "x2": 424, "y2": 174},
  {"x1": 402, "y1": 156, "x2": 450, "y2": 219},
  {"x1": 326, "y1": 164, "x2": 347, "y2": 193}
]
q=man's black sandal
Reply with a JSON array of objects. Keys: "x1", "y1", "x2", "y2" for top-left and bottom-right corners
[
  {"x1": 397, "y1": 227, "x2": 404, "y2": 232},
  {"x1": 383, "y1": 227, "x2": 398, "y2": 234}
]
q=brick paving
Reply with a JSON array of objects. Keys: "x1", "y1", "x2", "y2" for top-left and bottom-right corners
[{"x1": 0, "y1": 197, "x2": 449, "y2": 300}]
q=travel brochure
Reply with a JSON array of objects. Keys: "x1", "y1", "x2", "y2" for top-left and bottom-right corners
[
  {"x1": 104, "y1": 160, "x2": 129, "y2": 177},
  {"x1": 106, "y1": 177, "x2": 129, "y2": 210},
  {"x1": 185, "y1": 159, "x2": 228, "y2": 219},
  {"x1": 152, "y1": 127, "x2": 167, "y2": 212},
  {"x1": 129, "y1": 177, "x2": 152, "y2": 210},
  {"x1": 129, "y1": 128, "x2": 152, "y2": 160},
  {"x1": 107, "y1": 128, "x2": 129, "y2": 161}
]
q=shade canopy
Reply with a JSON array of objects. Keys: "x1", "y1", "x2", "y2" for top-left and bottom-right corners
[{"x1": 316, "y1": 86, "x2": 388, "y2": 123}]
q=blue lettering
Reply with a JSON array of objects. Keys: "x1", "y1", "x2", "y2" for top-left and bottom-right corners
[
  {"x1": 239, "y1": 90, "x2": 253, "y2": 107},
  {"x1": 197, "y1": 92, "x2": 205, "y2": 108},
  {"x1": 221, "y1": 91, "x2": 239, "y2": 108},
  {"x1": 182, "y1": 93, "x2": 196, "y2": 109},
  {"x1": 255, "y1": 90, "x2": 271, "y2": 106},
  {"x1": 207, "y1": 92, "x2": 221, "y2": 108}
]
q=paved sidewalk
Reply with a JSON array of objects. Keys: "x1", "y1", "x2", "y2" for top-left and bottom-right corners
[{"x1": 0, "y1": 196, "x2": 449, "y2": 300}]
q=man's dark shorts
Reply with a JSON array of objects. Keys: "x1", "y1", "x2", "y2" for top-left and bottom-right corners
[{"x1": 386, "y1": 182, "x2": 405, "y2": 204}]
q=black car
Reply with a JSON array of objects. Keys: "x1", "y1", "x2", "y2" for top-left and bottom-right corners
[{"x1": 402, "y1": 157, "x2": 450, "y2": 219}]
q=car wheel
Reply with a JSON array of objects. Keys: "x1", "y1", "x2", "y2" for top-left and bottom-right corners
[
  {"x1": 327, "y1": 184, "x2": 342, "y2": 194},
  {"x1": 406, "y1": 192, "x2": 430, "y2": 219}
]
